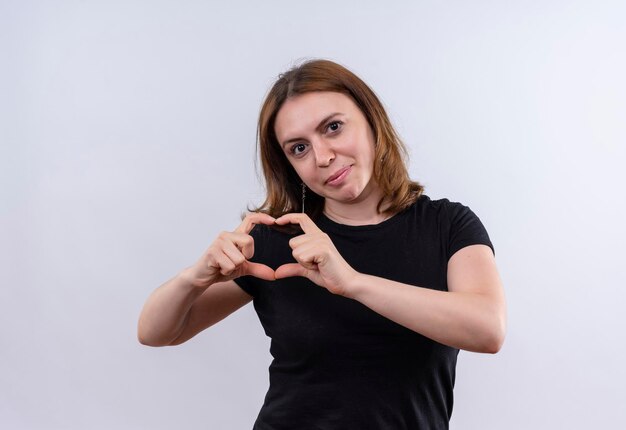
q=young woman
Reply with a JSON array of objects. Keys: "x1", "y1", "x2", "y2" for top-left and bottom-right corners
[{"x1": 138, "y1": 59, "x2": 507, "y2": 429}]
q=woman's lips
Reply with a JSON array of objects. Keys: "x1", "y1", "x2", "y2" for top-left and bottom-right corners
[{"x1": 326, "y1": 166, "x2": 351, "y2": 186}]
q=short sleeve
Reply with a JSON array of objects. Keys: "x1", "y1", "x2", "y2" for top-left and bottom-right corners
[
  {"x1": 446, "y1": 201, "x2": 494, "y2": 260},
  {"x1": 234, "y1": 271, "x2": 258, "y2": 298}
]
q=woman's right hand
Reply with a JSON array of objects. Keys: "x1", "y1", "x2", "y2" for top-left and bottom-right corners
[{"x1": 182, "y1": 212, "x2": 277, "y2": 289}]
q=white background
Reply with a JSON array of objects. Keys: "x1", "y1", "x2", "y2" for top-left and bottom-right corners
[{"x1": 1, "y1": 1, "x2": 625, "y2": 428}]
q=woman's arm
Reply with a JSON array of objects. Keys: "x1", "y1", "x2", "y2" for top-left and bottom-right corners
[
  {"x1": 274, "y1": 213, "x2": 506, "y2": 353},
  {"x1": 137, "y1": 213, "x2": 276, "y2": 346},
  {"x1": 345, "y1": 244, "x2": 506, "y2": 353},
  {"x1": 137, "y1": 274, "x2": 252, "y2": 347}
]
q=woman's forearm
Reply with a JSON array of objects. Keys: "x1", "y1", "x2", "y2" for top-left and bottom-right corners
[
  {"x1": 137, "y1": 213, "x2": 277, "y2": 347},
  {"x1": 345, "y1": 274, "x2": 506, "y2": 353},
  {"x1": 137, "y1": 268, "x2": 206, "y2": 347}
]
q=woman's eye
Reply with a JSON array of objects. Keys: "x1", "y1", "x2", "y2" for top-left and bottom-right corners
[
  {"x1": 327, "y1": 121, "x2": 341, "y2": 132},
  {"x1": 291, "y1": 143, "x2": 307, "y2": 156}
]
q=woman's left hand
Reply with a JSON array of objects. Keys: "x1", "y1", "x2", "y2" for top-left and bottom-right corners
[{"x1": 274, "y1": 213, "x2": 358, "y2": 296}]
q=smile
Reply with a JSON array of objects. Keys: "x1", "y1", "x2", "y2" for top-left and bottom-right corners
[{"x1": 326, "y1": 166, "x2": 352, "y2": 186}]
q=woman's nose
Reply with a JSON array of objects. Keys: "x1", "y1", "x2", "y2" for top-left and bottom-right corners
[{"x1": 313, "y1": 142, "x2": 335, "y2": 167}]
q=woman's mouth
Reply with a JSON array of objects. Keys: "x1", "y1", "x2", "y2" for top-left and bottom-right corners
[{"x1": 326, "y1": 166, "x2": 352, "y2": 186}]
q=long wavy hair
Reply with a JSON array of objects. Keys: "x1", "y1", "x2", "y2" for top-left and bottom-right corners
[{"x1": 251, "y1": 59, "x2": 423, "y2": 222}]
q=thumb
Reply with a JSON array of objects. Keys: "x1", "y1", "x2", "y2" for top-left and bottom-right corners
[
  {"x1": 275, "y1": 263, "x2": 307, "y2": 279},
  {"x1": 242, "y1": 262, "x2": 276, "y2": 281}
]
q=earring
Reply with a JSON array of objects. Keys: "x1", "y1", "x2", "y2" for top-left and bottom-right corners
[{"x1": 301, "y1": 182, "x2": 306, "y2": 213}]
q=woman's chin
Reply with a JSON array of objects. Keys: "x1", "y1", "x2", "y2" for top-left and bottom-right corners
[{"x1": 329, "y1": 187, "x2": 367, "y2": 204}]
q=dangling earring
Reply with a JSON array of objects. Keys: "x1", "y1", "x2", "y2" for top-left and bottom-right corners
[{"x1": 301, "y1": 182, "x2": 306, "y2": 213}]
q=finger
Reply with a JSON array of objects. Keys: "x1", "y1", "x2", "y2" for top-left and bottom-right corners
[
  {"x1": 290, "y1": 238, "x2": 326, "y2": 266},
  {"x1": 235, "y1": 212, "x2": 276, "y2": 234},
  {"x1": 288, "y1": 232, "x2": 325, "y2": 249},
  {"x1": 221, "y1": 240, "x2": 246, "y2": 267},
  {"x1": 274, "y1": 263, "x2": 307, "y2": 279},
  {"x1": 243, "y1": 262, "x2": 276, "y2": 281},
  {"x1": 224, "y1": 232, "x2": 255, "y2": 260},
  {"x1": 274, "y1": 213, "x2": 321, "y2": 234},
  {"x1": 213, "y1": 252, "x2": 236, "y2": 276}
]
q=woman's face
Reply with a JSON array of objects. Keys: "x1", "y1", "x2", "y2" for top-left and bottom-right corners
[{"x1": 274, "y1": 91, "x2": 379, "y2": 207}]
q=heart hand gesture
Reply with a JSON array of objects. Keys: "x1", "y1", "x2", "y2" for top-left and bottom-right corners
[
  {"x1": 186, "y1": 212, "x2": 277, "y2": 289},
  {"x1": 274, "y1": 213, "x2": 359, "y2": 297}
]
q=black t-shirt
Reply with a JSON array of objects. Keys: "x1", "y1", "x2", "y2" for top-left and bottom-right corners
[{"x1": 234, "y1": 195, "x2": 494, "y2": 429}]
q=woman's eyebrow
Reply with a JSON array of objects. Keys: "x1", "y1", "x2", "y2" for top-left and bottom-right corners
[{"x1": 281, "y1": 112, "x2": 342, "y2": 148}]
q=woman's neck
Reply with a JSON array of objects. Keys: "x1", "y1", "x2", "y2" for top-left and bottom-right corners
[
  {"x1": 323, "y1": 208, "x2": 393, "y2": 226},
  {"x1": 323, "y1": 194, "x2": 393, "y2": 226}
]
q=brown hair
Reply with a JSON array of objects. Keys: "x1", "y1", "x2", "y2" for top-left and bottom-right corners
[{"x1": 251, "y1": 59, "x2": 423, "y2": 221}]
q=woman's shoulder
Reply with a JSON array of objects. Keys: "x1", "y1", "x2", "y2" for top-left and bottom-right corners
[
  {"x1": 414, "y1": 194, "x2": 465, "y2": 206},
  {"x1": 412, "y1": 194, "x2": 493, "y2": 252},
  {"x1": 409, "y1": 194, "x2": 479, "y2": 225},
  {"x1": 411, "y1": 194, "x2": 463, "y2": 212}
]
